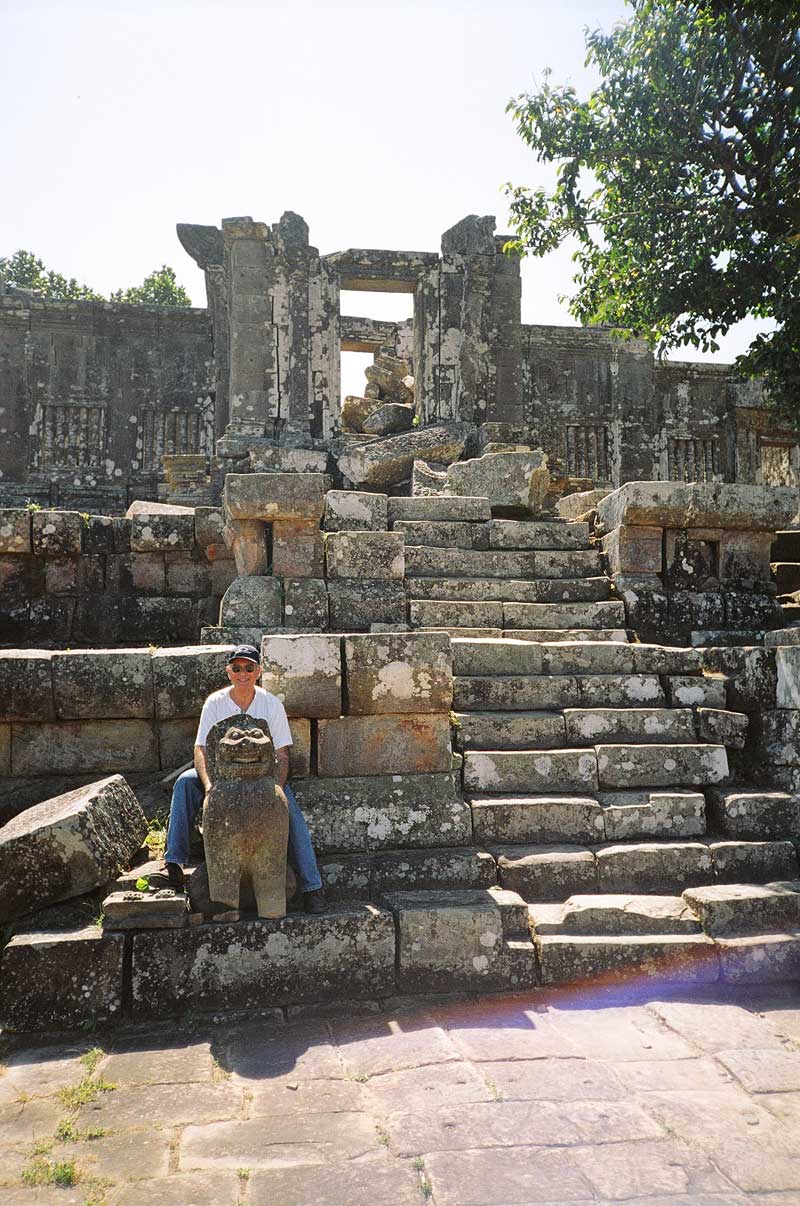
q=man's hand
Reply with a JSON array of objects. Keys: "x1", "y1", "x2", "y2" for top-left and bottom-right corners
[
  {"x1": 194, "y1": 745, "x2": 212, "y2": 794},
  {"x1": 275, "y1": 746, "x2": 290, "y2": 788}
]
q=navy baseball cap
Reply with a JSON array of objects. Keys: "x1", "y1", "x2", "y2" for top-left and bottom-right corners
[{"x1": 227, "y1": 645, "x2": 261, "y2": 665}]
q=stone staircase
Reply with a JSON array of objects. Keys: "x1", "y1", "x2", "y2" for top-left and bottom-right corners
[{"x1": 391, "y1": 496, "x2": 627, "y2": 641}]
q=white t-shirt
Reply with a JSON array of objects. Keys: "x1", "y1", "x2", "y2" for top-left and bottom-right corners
[{"x1": 195, "y1": 686, "x2": 293, "y2": 750}]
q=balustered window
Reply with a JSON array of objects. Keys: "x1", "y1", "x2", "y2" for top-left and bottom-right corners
[
  {"x1": 33, "y1": 403, "x2": 107, "y2": 469},
  {"x1": 667, "y1": 436, "x2": 719, "y2": 482},
  {"x1": 565, "y1": 424, "x2": 610, "y2": 481}
]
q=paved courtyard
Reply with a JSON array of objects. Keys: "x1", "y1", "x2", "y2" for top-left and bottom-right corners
[{"x1": 2, "y1": 983, "x2": 800, "y2": 1205}]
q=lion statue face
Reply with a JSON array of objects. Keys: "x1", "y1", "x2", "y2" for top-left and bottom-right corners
[{"x1": 206, "y1": 714, "x2": 276, "y2": 780}]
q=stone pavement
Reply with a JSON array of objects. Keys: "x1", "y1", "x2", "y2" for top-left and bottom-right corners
[{"x1": 3, "y1": 984, "x2": 800, "y2": 1205}]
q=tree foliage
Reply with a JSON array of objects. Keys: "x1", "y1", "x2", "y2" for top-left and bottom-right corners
[
  {"x1": 0, "y1": 251, "x2": 191, "y2": 308},
  {"x1": 505, "y1": 0, "x2": 800, "y2": 415}
]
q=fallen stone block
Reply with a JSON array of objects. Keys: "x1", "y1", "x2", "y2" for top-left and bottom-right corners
[
  {"x1": 494, "y1": 845, "x2": 598, "y2": 899},
  {"x1": 151, "y1": 645, "x2": 233, "y2": 719},
  {"x1": 0, "y1": 650, "x2": 55, "y2": 721},
  {"x1": 709, "y1": 839, "x2": 799, "y2": 884},
  {"x1": 337, "y1": 424, "x2": 474, "y2": 488},
  {"x1": 445, "y1": 450, "x2": 550, "y2": 513},
  {"x1": 327, "y1": 580, "x2": 406, "y2": 629},
  {"x1": 0, "y1": 775, "x2": 147, "y2": 922},
  {"x1": 317, "y1": 714, "x2": 452, "y2": 777},
  {"x1": 555, "y1": 488, "x2": 612, "y2": 519},
  {"x1": 12, "y1": 719, "x2": 160, "y2": 775},
  {"x1": 32, "y1": 511, "x2": 83, "y2": 556},
  {"x1": 283, "y1": 578, "x2": 329, "y2": 629},
  {"x1": 0, "y1": 928, "x2": 125, "y2": 1031},
  {"x1": 102, "y1": 889, "x2": 188, "y2": 929},
  {"x1": 261, "y1": 633, "x2": 341, "y2": 718},
  {"x1": 271, "y1": 519, "x2": 324, "y2": 578},
  {"x1": 595, "y1": 841, "x2": 714, "y2": 893},
  {"x1": 596, "y1": 743, "x2": 728, "y2": 789},
  {"x1": 411, "y1": 457, "x2": 448, "y2": 495},
  {"x1": 344, "y1": 631, "x2": 452, "y2": 715},
  {"x1": 219, "y1": 576, "x2": 283, "y2": 627},
  {"x1": 464, "y1": 749, "x2": 598, "y2": 794},
  {"x1": 388, "y1": 495, "x2": 491, "y2": 523},
  {"x1": 130, "y1": 512, "x2": 195, "y2": 552},
  {"x1": 705, "y1": 789, "x2": 800, "y2": 840},
  {"x1": 385, "y1": 889, "x2": 537, "y2": 993},
  {"x1": 0, "y1": 508, "x2": 31, "y2": 553},
  {"x1": 324, "y1": 490, "x2": 388, "y2": 531},
  {"x1": 363, "y1": 402, "x2": 415, "y2": 435},
  {"x1": 341, "y1": 395, "x2": 380, "y2": 431},
  {"x1": 536, "y1": 933, "x2": 719, "y2": 987},
  {"x1": 470, "y1": 795, "x2": 605, "y2": 845},
  {"x1": 294, "y1": 772, "x2": 470, "y2": 853},
  {"x1": 683, "y1": 881, "x2": 800, "y2": 937},
  {"x1": 224, "y1": 472, "x2": 331, "y2": 522},
  {"x1": 131, "y1": 905, "x2": 395, "y2": 1016},
  {"x1": 325, "y1": 531, "x2": 404, "y2": 579}
]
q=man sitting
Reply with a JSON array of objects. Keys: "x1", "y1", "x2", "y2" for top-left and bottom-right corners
[{"x1": 159, "y1": 644, "x2": 327, "y2": 914}]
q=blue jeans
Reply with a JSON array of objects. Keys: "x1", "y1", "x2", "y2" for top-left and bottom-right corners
[{"x1": 165, "y1": 768, "x2": 322, "y2": 893}]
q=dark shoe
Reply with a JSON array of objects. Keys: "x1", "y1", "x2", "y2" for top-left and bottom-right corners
[
  {"x1": 150, "y1": 861, "x2": 185, "y2": 891},
  {"x1": 304, "y1": 889, "x2": 328, "y2": 915}
]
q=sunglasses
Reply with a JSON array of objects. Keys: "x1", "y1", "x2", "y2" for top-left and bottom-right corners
[{"x1": 230, "y1": 663, "x2": 258, "y2": 673}]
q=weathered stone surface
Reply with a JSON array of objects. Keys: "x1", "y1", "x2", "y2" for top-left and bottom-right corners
[
  {"x1": 0, "y1": 650, "x2": 55, "y2": 721},
  {"x1": 327, "y1": 580, "x2": 406, "y2": 629},
  {"x1": 696, "y1": 707, "x2": 748, "y2": 748},
  {"x1": 395, "y1": 519, "x2": 489, "y2": 549},
  {"x1": 597, "y1": 481, "x2": 798, "y2": 534},
  {"x1": 219, "y1": 575, "x2": 283, "y2": 626},
  {"x1": 204, "y1": 716, "x2": 290, "y2": 918},
  {"x1": 318, "y1": 713, "x2": 452, "y2": 776},
  {"x1": 344, "y1": 631, "x2": 452, "y2": 715},
  {"x1": 537, "y1": 933, "x2": 719, "y2": 987},
  {"x1": 716, "y1": 932, "x2": 800, "y2": 983},
  {"x1": 452, "y1": 638, "x2": 543, "y2": 676},
  {"x1": 0, "y1": 775, "x2": 147, "y2": 921},
  {"x1": 454, "y1": 710, "x2": 565, "y2": 751},
  {"x1": 0, "y1": 928, "x2": 125, "y2": 1030},
  {"x1": 12, "y1": 718, "x2": 160, "y2": 775},
  {"x1": 464, "y1": 749, "x2": 598, "y2": 794},
  {"x1": 775, "y1": 645, "x2": 800, "y2": 707},
  {"x1": 283, "y1": 577, "x2": 329, "y2": 629},
  {"x1": 385, "y1": 889, "x2": 537, "y2": 993},
  {"x1": 261, "y1": 633, "x2": 341, "y2": 717},
  {"x1": 0, "y1": 508, "x2": 31, "y2": 553},
  {"x1": 411, "y1": 457, "x2": 448, "y2": 495},
  {"x1": 127, "y1": 500, "x2": 194, "y2": 516},
  {"x1": 665, "y1": 676, "x2": 727, "y2": 709},
  {"x1": 565, "y1": 708, "x2": 695, "y2": 746},
  {"x1": 271, "y1": 519, "x2": 324, "y2": 578},
  {"x1": 341, "y1": 394, "x2": 380, "y2": 431},
  {"x1": 504, "y1": 600, "x2": 626, "y2": 629},
  {"x1": 325, "y1": 530, "x2": 404, "y2": 579},
  {"x1": 595, "y1": 841, "x2": 715, "y2": 893},
  {"x1": 495, "y1": 844, "x2": 598, "y2": 899},
  {"x1": 388, "y1": 495, "x2": 491, "y2": 523},
  {"x1": 454, "y1": 674, "x2": 578, "y2": 712},
  {"x1": 601, "y1": 790, "x2": 706, "y2": 841},
  {"x1": 371, "y1": 847, "x2": 497, "y2": 894},
  {"x1": 702, "y1": 645, "x2": 776, "y2": 709},
  {"x1": 32, "y1": 510, "x2": 83, "y2": 555},
  {"x1": 596, "y1": 742, "x2": 728, "y2": 788},
  {"x1": 470, "y1": 796, "x2": 605, "y2": 844},
  {"x1": 336, "y1": 424, "x2": 474, "y2": 488},
  {"x1": 130, "y1": 512, "x2": 195, "y2": 552},
  {"x1": 324, "y1": 490, "x2": 388, "y2": 531},
  {"x1": 294, "y1": 772, "x2": 470, "y2": 852},
  {"x1": 445, "y1": 450, "x2": 550, "y2": 513},
  {"x1": 488, "y1": 519, "x2": 590, "y2": 550},
  {"x1": 194, "y1": 506, "x2": 227, "y2": 552},
  {"x1": 410, "y1": 600, "x2": 503, "y2": 630},
  {"x1": 578, "y1": 674, "x2": 667, "y2": 709},
  {"x1": 224, "y1": 473, "x2": 331, "y2": 521},
  {"x1": 248, "y1": 446, "x2": 329, "y2": 473},
  {"x1": 102, "y1": 889, "x2": 188, "y2": 929},
  {"x1": 223, "y1": 518, "x2": 269, "y2": 575},
  {"x1": 201, "y1": 625, "x2": 265, "y2": 646},
  {"x1": 363, "y1": 402, "x2": 414, "y2": 435},
  {"x1": 131, "y1": 905, "x2": 395, "y2": 1015},
  {"x1": 684, "y1": 881, "x2": 800, "y2": 936},
  {"x1": 709, "y1": 838, "x2": 799, "y2": 884},
  {"x1": 536, "y1": 893, "x2": 702, "y2": 936},
  {"x1": 706, "y1": 789, "x2": 800, "y2": 839},
  {"x1": 52, "y1": 648, "x2": 154, "y2": 720},
  {"x1": 152, "y1": 645, "x2": 234, "y2": 718},
  {"x1": 602, "y1": 525, "x2": 663, "y2": 575}
]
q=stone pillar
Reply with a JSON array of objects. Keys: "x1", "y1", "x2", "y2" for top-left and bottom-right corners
[{"x1": 176, "y1": 223, "x2": 229, "y2": 442}]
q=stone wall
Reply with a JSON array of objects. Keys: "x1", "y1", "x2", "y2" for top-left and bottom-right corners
[
  {"x1": 0, "y1": 291, "x2": 215, "y2": 513},
  {"x1": 0, "y1": 506, "x2": 235, "y2": 647}
]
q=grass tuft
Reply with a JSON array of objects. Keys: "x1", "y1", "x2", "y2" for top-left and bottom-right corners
[
  {"x1": 58, "y1": 1075, "x2": 117, "y2": 1110},
  {"x1": 22, "y1": 1157, "x2": 78, "y2": 1187}
]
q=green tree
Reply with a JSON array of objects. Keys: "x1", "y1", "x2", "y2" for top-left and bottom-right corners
[
  {"x1": 110, "y1": 265, "x2": 191, "y2": 307},
  {"x1": 0, "y1": 249, "x2": 103, "y2": 300},
  {"x1": 504, "y1": 0, "x2": 800, "y2": 415}
]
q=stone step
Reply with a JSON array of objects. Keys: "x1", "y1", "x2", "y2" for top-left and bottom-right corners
[
  {"x1": 564, "y1": 708, "x2": 697, "y2": 746},
  {"x1": 453, "y1": 674, "x2": 666, "y2": 711},
  {"x1": 318, "y1": 846, "x2": 499, "y2": 900},
  {"x1": 536, "y1": 933, "x2": 719, "y2": 987},
  {"x1": 452, "y1": 638, "x2": 546, "y2": 676},
  {"x1": 489, "y1": 520, "x2": 592, "y2": 550},
  {"x1": 596, "y1": 743, "x2": 729, "y2": 789},
  {"x1": 406, "y1": 576, "x2": 612, "y2": 603},
  {"x1": 382, "y1": 888, "x2": 538, "y2": 993},
  {"x1": 683, "y1": 881, "x2": 800, "y2": 937},
  {"x1": 410, "y1": 600, "x2": 504, "y2": 629},
  {"x1": 464, "y1": 748, "x2": 599, "y2": 794},
  {"x1": 706, "y1": 789, "x2": 800, "y2": 840},
  {"x1": 452, "y1": 637, "x2": 650, "y2": 677},
  {"x1": 404, "y1": 546, "x2": 602, "y2": 580},
  {"x1": 471, "y1": 794, "x2": 607, "y2": 845},
  {"x1": 492, "y1": 836, "x2": 799, "y2": 898},
  {"x1": 387, "y1": 496, "x2": 491, "y2": 523},
  {"x1": 393, "y1": 520, "x2": 489, "y2": 549},
  {"x1": 714, "y1": 933, "x2": 800, "y2": 984},
  {"x1": 502, "y1": 628, "x2": 629, "y2": 643},
  {"x1": 530, "y1": 894, "x2": 702, "y2": 936},
  {"x1": 454, "y1": 710, "x2": 567, "y2": 751},
  {"x1": 504, "y1": 601, "x2": 626, "y2": 629}
]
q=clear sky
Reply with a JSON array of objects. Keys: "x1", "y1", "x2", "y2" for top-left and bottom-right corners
[{"x1": 1, "y1": 0, "x2": 764, "y2": 398}]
